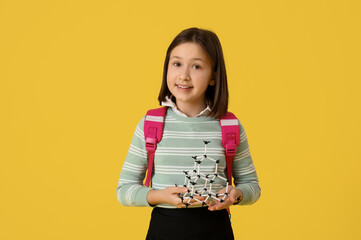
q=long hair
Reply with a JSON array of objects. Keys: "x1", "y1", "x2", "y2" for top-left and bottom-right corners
[{"x1": 158, "y1": 27, "x2": 229, "y2": 119}]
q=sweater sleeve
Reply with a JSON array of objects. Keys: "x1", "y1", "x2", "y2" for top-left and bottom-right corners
[
  {"x1": 232, "y1": 122, "x2": 261, "y2": 205},
  {"x1": 116, "y1": 116, "x2": 153, "y2": 207}
]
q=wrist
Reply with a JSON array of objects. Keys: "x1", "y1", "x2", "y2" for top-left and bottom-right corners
[
  {"x1": 147, "y1": 189, "x2": 164, "y2": 206},
  {"x1": 147, "y1": 189, "x2": 159, "y2": 206}
]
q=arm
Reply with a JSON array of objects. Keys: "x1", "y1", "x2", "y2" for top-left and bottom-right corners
[
  {"x1": 116, "y1": 117, "x2": 205, "y2": 207},
  {"x1": 232, "y1": 122, "x2": 261, "y2": 205},
  {"x1": 116, "y1": 116, "x2": 153, "y2": 207},
  {"x1": 208, "y1": 121, "x2": 260, "y2": 211}
]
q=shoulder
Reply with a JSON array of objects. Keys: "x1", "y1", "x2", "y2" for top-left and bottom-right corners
[
  {"x1": 134, "y1": 115, "x2": 146, "y2": 132},
  {"x1": 223, "y1": 111, "x2": 246, "y2": 134},
  {"x1": 136, "y1": 106, "x2": 167, "y2": 131}
]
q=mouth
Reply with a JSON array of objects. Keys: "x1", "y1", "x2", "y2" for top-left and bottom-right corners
[{"x1": 176, "y1": 84, "x2": 193, "y2": 89}]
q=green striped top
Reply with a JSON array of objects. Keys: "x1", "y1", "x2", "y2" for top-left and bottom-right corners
[{"x1": 116, "y1": 107, "x2": 260, "y2": 208}]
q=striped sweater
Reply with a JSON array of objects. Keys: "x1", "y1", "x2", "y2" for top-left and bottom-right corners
[{"x1": 116, "y1": 107, "x2": 261, "y2": 208}]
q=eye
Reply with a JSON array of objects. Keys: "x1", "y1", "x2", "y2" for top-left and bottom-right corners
[
  {"x1": 193, "y1": 64, "x2": 201, "y2": 69},
  {"x1": 173, "y1": 62, "x2": 181, "y2": 67}
]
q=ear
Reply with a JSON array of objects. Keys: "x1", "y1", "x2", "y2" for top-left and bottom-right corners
[{"x1": 210, "y1": 72, "x2": 216, "y2": 86}]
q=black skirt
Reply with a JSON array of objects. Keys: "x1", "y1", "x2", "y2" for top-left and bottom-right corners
[{"x1": 145, "y1": 207, "x2": 234, "y2": 240}]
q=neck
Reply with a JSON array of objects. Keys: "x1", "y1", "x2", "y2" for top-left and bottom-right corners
[{"x1": 176, "y1": 101, "x2": 207, "y2": 117}]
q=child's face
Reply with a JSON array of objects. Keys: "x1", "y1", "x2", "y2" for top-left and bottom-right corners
[{"x1": 167, "y1": 42, "x2": 214, "y2": 108}]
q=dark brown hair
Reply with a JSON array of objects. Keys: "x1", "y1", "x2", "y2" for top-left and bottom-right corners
[{"x1": 158, "y1": 27, "x2": 229, "y2": 119}]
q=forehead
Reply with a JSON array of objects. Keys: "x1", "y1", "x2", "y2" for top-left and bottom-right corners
[{"x1": 170, "y1": 42, "x2": 210, "y2": 61}]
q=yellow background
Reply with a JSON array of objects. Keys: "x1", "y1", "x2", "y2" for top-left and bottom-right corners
[{"x1": 1, "y1": 0, "x2": 360, "y2": 239}]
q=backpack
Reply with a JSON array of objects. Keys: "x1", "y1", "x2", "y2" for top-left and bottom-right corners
[{"x1": 143, "y1": 106, "x2": 240, "y2": 188}]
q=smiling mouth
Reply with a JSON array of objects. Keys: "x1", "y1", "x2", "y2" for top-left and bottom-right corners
[{"x1": 176, "y1": 84, "x2": 193, "y2": 89}]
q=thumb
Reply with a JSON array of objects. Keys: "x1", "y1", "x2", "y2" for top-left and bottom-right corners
[{"x1": 229, "y1": 194, "x2": 236, "y2": 203}]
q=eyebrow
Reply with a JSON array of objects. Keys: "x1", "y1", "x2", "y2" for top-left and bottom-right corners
[{"x1": 170, "y1": 56, "x2": 205, "y2": 62}]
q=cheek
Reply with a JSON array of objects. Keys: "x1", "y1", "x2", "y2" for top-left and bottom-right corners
[
  {"x1": 195, "y1": 72, "x2": 212, "y2": 85},
  {"x1": 166, "y1": 72, "x2": 174, "y2": 89},
  {"x1": 166, "y1": 69, "x2": 177, "y2": 83}
]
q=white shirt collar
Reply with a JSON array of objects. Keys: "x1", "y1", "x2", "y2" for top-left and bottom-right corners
[{"x1": 161, "y1": 96, "x2": 211, "y2": 118}]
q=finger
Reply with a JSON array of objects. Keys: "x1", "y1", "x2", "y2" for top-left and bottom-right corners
[
  {"x1": 208, "y1": 203, "x2": 227, "y2": 211},
  {"x1": 192, "y1": 196, "x2": 206, "y2": 201},
  {"x1": 206, "y1": 199, "x2": 218, "y2": 208},
  {"x1": 181, "y1": 194, "x2": 206, "y2": 200},
  {"x1": 208, "y1": 203, "x2": 219, "y2": 211},
  {"x1": 170, "y1": 186, "x2": 189, "y2": 194},
  {"x1": 208, "y1": 198, "x2": 232, "y2": 211},
  {"x1": 171, "y1": 195, "x2": 207, "y2": 208},
  {"x1": 207, "y1": 201, "x2": 216, "y2": 208},
  {"x1": 181, "y1": 200, "x2": 207, "y2": 208},
  {"x1": 182, "y1": 197, "x2": 205, "y2": 205},
  {"x1": 217, "y1": 185, "x2": 233, "y2": 194},
  {"x1": 228, "y1": 188, "x2": 241, "y2": 203},
  {"x1": 175, "y1": 203, "x2": 186, "y2": 208},
  {"x1": 228, "y1": 194, "x2": 236, "y2": 203},
  {"x1": 218, "y1": 189, "x2": 227, "y2": 194},
  {"x1": 184, "y1": 199, "x2": 206, "y2": 205},
  {"x1": 173, "y1": 195, "x2": 192, "y2": 208},
  {"x1": 180, "y1": 196, "x2": 209, "y2": 207}
]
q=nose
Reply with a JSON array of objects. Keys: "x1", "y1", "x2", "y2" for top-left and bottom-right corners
[{"x1": 179, "y1": 67, "x2": 190, "y2": 81}]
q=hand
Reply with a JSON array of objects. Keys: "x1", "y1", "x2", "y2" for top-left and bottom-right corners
[
  {"x1": 207, "y1": 185, "x2": 243, "y2": 211},
  {"x1": 147, "y1": 186, "x2": 206, "y2": 208}
]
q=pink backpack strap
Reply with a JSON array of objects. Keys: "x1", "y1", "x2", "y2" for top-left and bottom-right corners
[
  {"x1": 144, "y1": 107, "x2": 168, "y2": 187},
  {"x1": 220, "y1": 112, "x2": 240, "y2": 185}
]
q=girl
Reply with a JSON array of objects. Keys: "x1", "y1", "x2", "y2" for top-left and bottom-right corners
[{"x1": 116, "y1": 27, "x2": 261, "y2": 240}]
